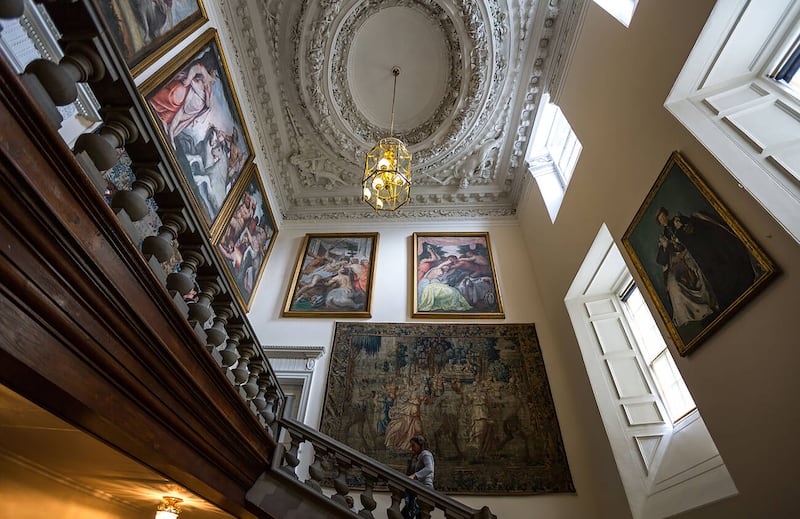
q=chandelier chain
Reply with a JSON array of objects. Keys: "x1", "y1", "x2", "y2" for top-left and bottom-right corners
[{"x1": 390, "y1": 66, "x2": 400, "y2": 137}]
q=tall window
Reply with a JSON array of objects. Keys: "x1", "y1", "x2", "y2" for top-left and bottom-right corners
[
  {"x1": 621, "y1": 283, "x2": 696, "y2": 422},
  {"x1": 565, "y1": 225, "x2": 735, "y2": 518}
]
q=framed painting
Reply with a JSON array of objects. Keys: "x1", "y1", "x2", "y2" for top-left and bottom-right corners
[
  {"x1": 622, "y1": 151, "x2": 777, "y2": 356},
  {"x1": 282, "y1": 233, "x2": 378, "y2": 318},
  {"x1": 140, "y1": 29, "x2": 254, "y2": 229},
  {"x1": 412, "y1": 232, "x2": 504, "y2": 319},
  {"x1": 213, "y1": 164, "x2": 277, "y2": 310},
  {"x1": 319, "y1": 322, "x2": 575, "y2": 495},
  {"x1": 97, "y1": 0, "x2": 208, "y2": 77}
]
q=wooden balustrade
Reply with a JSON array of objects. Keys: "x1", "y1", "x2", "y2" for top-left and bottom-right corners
[{"x1": 0, "y1": 0, "x2": 286, "y2": 435}]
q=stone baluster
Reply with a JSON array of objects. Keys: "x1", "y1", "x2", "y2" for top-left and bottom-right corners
[
  {"x1": 219, "y1": 327, "x2": 243, "y2": 380},
  {"x1": 418, "y1": 499, "x2": 434, "y2": 519},
  {"x1": 204, "y1": 305, "x2": 232, "y2": 352},
  {"x1": 111, "y1": 165, "x2": 166, "y2": 221},
  {"x1": 187, "y1": 279, "x2": 219, "y2": 327},
  {"x1": 358, "y1": 472, "x2": 379, "y2": 519},
  {"x1": 141, "y1": 212, "x2": 186, "y2": 263},
  {"x1": 166, "y1": 249, "x2": 203, "y2": 298},
  {"x1": 0, "y1": 0, "x2": 24, "y2": 19},
  {"x1": 386, "y1": 484, "x2": 406, "y2": 519},
  {"x1": 242, "y1": 357, "x2": 263, "y2": 402},
  {"x1": 24, "y1": 41, "x2": 105, "y2": 107},
  {"x1": 305, "y1": 444, "x2": 327, "y2": 493},
  {"x1": 280, "y1": 432, "x2": 302, "y2": 478},
  {"x1": 252, "y1": 371, "x2": 274, "y2": 425},
  {"x1": 262, "y1": 381, "x2": 280, "y2": 431},
  {"x1": 331, "y1": 456, "x2": 352, "y2": 509},
  {"x1": 231, "y1": 340, "x2": 254, "y2": 388},
  {"x1": 74, "y1": 110, "x2": 139, "y2": 170}
]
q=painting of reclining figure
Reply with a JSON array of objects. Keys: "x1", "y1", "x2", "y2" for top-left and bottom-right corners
[{"x1": 412, "y1": 232, "x2": 504, "y2": 319}]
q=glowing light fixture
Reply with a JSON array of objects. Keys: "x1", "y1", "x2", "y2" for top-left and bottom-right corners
[
  {"x1": 362, "y1": 67, "x2": 412, "y2": 211},
  {"x1": 155, "y1": 496, "x2": 182, "y2": 519}
]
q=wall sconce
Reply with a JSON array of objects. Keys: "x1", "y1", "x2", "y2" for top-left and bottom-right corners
[{"x1": 155, "y1": 496, "x2": 182, "y2": 519}]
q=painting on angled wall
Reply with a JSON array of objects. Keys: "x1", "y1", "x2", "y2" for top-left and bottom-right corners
[
  {"x1": 282, "y1": 233, "x2": 378, "y2": 318},
  {"x1": 97, "y1": 0, "x2": 208, "y2": 77},
  {"x1": 319, "y1": 322, "x2": 575, "y2": 495},
  {"x1": 213, "y1": 164, "x2": 277, "y2": 311},
  {"x1": 412, "y1": 232, "x2": 504, "y2": 319},
  {"x1": 140, "y1": 29, "x2": 254, "y2": 230},
  {"x1": 622, "y1": 151, "x2": 777, "y2": 356}
]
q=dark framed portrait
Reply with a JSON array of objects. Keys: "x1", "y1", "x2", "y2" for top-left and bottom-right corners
[
  {"x1": 97, "y1": 0, "x2": 208, "y2": 77},
  {"x1": 282, "y1": 233, "x2": 379, "y2": 318},
  {"x1": 213, "y1": 164, "x2": 277, "y2": 310},
  {"x1": 412, "y1": 232, "x2": 504, "y2": 319},
  {"x1": 140, "y1": 29, "x2": 254, "y2": 230},
  {"x1": 622, "y1": 151, "x2": 777, "y2": 356}
]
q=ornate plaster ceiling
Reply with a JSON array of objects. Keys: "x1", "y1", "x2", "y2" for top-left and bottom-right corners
[{"x1": 217, "y1": 0, "x2": 584, "y2": 220}]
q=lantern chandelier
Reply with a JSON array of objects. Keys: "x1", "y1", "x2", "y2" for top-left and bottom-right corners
[
  {"x1": 154, "y1": 496, "x2": 182, "y2": 519},
  {"x1": 362, "y1": 66, "x2": 412, "y2": 211}
]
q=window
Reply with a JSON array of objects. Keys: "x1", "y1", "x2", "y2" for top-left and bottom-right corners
[
  {"x1": 593, "y1": 0, "x2": 638, "y2": 28},
  {"x1": 526, "y1": 93, "x2": 582, "y2": 222},
  {"x1": 565, "y1": 224, "x2": 736, "y2": 519},
  {"x1": 773, "y1": 38, "x2": 800, "y2": 92},
  {"x1": 621, "y1": 283, "x2": 696, "y2": 422},
  {"x1": 665, "y1": 0, "x2": 800, "y2": 244}
]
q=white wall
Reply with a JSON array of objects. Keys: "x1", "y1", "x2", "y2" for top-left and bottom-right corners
[{"x1": 247, "y1": 217, "x2": 623, "y2": 518}]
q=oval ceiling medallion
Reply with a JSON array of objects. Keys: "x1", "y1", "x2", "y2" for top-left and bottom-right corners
[{"x1": 346, "y1": 6, "x2": 449, "y2": 134}]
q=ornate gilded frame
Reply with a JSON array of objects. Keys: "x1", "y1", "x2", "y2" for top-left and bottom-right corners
[
  {"x1": 622, "y1": 151, "x2": 777, "y2": 355},
  {"x1": 97, "y1": 0, "x2": 209, "y2": 77},
  {"x1": 140, "y1": 28, "x2": 254, "y2": 231},
  {"x1": 412, "y1": 232, "x2": 504, "y2": 319},
  {"x1": 213, "y1": 164, "x2": 277, "y2": 311},
  {"x1": 282, "y1": 233, "x2": 379, "y2": 318}
]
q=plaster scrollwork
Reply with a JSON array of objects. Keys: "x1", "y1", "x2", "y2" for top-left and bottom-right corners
[
  {"x1": 289, "y1": 148, "x2": 348, "y2": 190},
  {"x1": 217, "y1": 0, "x2": 574, "y2": 220}
]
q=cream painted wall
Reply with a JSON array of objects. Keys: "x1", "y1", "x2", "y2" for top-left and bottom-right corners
[
  {"x1": 518, "y1": 1, "x2": 800, "y2": 518},
  {"x1": 248, "y1": 218, "x2": 626, "y2": 518}
]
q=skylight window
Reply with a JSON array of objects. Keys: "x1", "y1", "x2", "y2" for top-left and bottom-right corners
[{"x1": 593, "y1": 0, "x2": 638, "y2": 28}]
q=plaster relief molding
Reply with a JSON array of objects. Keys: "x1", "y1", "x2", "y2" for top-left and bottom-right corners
[
  {"x1": 217, "y1": 0, "x2": 293, "y2": 218},
  {"x1": 262, "y1": 344, "x2": 325, "y2": 363},
  {"x1": 282, "y1": 205, "x2": 516, "y2": 221},
  {"x1": 328, "y1": 0, "x2": 462, "y2": 147},
  {"x1": 291, "y1": 0, "x2": 512, "y2": 182}
]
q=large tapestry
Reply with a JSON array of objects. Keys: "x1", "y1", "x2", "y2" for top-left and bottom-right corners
[{"x1": 319, "y1": 322, "x2": 574, "y2": 495}]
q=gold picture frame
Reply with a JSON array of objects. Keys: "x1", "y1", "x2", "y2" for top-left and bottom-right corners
[
  {"x1": 97, "y1": 0, "x2": 209, "y2": 77},
  {"x1": 622, "y1": 151, "x2": 778, "y2": 356},
  {"x1": 140, "y1": 29, "x2": 254, "y2": 232},
  {"x1": 412, "y1": 232, "x2": 504, "y2": 319},
  {"x1": 282, "y1": 233, "x2": 379, "y2": 318},
  {"x1": 213, "y1": 164, "x2": 277, "y2": 311}
]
